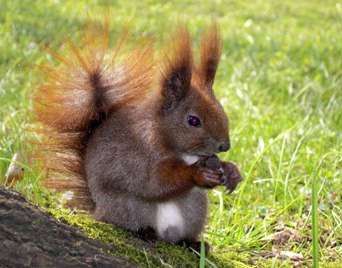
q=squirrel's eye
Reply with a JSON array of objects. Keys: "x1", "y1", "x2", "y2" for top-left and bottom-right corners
[{"x1": 188, "y1": 116, "x2": 201, "y2": 128}]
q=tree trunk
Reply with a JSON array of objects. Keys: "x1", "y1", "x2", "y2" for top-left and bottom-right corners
[{"x1": 0, "y1": 185, "x2": 137, "y2": 268}]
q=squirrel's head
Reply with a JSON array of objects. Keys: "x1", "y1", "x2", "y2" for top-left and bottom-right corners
[{"x1": 157, "y1": 23, "x2": 230, "y2": 159}]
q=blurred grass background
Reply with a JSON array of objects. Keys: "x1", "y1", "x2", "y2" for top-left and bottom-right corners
[{"x1": 1, "y1": 0, "x2": 341, "y2": 267}]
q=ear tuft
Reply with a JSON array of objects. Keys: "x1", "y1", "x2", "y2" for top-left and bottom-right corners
[
  {"x1": 198, "y1": 22, "x2": 221, "y2": 88},
  {"x1": 161, "y1": 23, "x2": 193, "y2": 111}
]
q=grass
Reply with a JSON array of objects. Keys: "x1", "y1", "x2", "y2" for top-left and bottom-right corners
[
  {"x1": 312, "y1": 164, "x2": 319, "y2": 268},
  {"x1": 1, "y1": 0, "x2": 341, "y2": 267}
]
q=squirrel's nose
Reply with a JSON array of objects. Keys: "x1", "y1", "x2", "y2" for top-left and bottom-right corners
[{"x1": 218, "y1": 138, "x2": 230, "y2": 152}]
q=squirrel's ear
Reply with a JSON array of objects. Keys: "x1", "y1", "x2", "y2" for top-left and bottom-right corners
[
  {"x1": 198, "y1": 22, "x2": 221, "y2": 88},
  {"x1": 161, "y1": 24, "x2": 193, "y2": 111}
]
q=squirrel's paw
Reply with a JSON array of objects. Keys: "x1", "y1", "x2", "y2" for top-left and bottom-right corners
[
  {"x1": 193, "y1": 166, "x2": 223, "y2": 188},
  {"x1": 133, "y1": 227, "x2": 158, "y2": 243},
  {"x1": 220, "y1": 161, "x2": 243, "y2": 193}
]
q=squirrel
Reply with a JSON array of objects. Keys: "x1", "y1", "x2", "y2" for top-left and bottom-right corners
[{"x1": 33, "y1": 19, "x2": 242, "y2": 249}]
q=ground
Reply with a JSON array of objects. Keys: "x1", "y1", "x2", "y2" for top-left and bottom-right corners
[{"x1": 0, "y1": 0, "x2": 341, "y2": 267}]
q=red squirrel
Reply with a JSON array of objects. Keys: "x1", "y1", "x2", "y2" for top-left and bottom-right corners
[{"x1": 33, "y1": 19, "x2": 242, "y2": 249}]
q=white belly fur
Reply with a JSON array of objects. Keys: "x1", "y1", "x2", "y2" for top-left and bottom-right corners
[{"x1": 156, "y1": 201, "x2": 184, "y2": 236}]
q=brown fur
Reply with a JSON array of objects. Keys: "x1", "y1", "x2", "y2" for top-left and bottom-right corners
[{"x1": 34, "y1": 19, "x2": 231, "y2": 243}]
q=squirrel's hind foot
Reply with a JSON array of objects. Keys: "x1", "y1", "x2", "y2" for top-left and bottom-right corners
[{"x1": 133, "y1": 227, "x2": 158, "y2": 243}]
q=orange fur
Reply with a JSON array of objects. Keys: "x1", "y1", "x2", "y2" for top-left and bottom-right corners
[
  {"x1": 33, "y1": 19, "x2": 155, "y2": 208},
  {"x1": 33, "y1": 19, "x2": 222, "y2": 209},
  {"x1": 196, "y1": 22, "x2": 221, "y2": 87}
]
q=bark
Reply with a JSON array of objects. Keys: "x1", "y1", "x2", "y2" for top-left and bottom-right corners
[{"x1": 0, "y1": 185, "x2": 137, "y2": 268}]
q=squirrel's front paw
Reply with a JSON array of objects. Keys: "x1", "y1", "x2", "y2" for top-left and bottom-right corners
[
  {"x1": 192, "y1": 166, "x2": 223, "y2": 188},
  {"x1": 198, "y1": 155, "x2": 243, "y2": 193},
  {"x1": 220, "y1": 161, "x2": 243, "y2": 193}
]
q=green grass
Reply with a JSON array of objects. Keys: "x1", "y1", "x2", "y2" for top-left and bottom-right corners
[{"x1": 1, "y1": 0, "x2": 341, "y2": 267}]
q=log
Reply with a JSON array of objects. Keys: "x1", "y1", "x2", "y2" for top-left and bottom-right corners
[{"x1": 0, "y1": 185, "x2": 137, "y2": 268}]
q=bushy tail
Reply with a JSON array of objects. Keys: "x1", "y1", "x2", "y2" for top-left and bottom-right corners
[{"x1": 33, "y1": 18, "x2": 154, "y2": 208}]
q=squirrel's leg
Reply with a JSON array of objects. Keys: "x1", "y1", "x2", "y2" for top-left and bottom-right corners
[
  {"x1": 154, "y1": 187, "x2": 208, "y2": 244},
  {"x1": 133, "y1": 227, "x2": 158, "y2": 242},
  {"x1": 176, "y1": 187, "x2": 210, "y2": 254},
  {"x1": 92, "y1": 191, "x2": 157, "y2": 234},
  {"x1": 92, "y1": 186, "x2": 209, "y2": 247}
]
